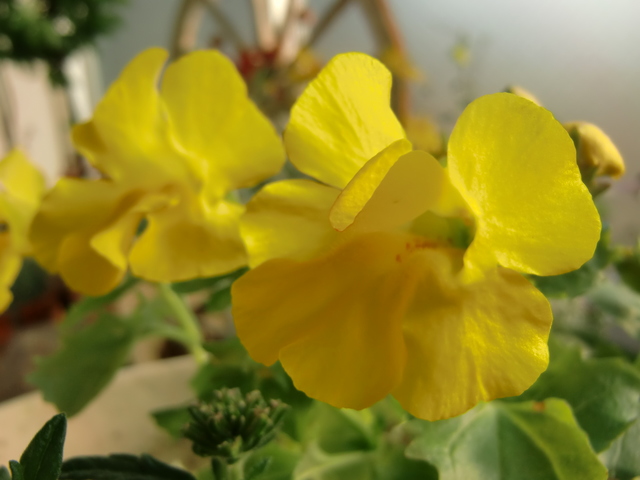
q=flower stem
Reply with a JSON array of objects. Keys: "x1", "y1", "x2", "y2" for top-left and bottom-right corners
[
  {"x1": 157, "y1": 283, "x2": 208, "y2": 365},
  {"x1": 211, "y1": 457, "x2": 229, "y2": 480}
]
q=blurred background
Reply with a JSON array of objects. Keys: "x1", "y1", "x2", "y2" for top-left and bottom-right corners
[{"x1": 1, "y1": 0, "x2": 639, "y2": 399}]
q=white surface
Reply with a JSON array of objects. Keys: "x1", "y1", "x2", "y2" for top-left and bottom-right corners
[{"x1": 0, "y1": 356, "x2": 197, "y2": 463}]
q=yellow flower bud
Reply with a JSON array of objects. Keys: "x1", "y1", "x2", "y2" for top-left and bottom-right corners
[
  {"x1": 504, "y1": 85, "x2": 542, "y2": 106},
  {"x1": 564, "y1": 121, "x2": 625, "y2": 179}
]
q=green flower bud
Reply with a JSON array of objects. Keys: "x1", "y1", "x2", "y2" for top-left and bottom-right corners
[{"x1": 183, "y1": 388, "x2": 290, "y2": 463}]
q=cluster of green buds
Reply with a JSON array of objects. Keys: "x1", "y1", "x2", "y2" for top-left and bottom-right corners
[{"x1": 183, "y1": 388, "x2": 290, "y2": 463}]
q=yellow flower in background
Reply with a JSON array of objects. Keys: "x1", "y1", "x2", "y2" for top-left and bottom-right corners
[
  {"x1": 232, "y1": 53, "x2": 600, "y2": 420},
  {"x1": 30, "y1": 48, "x2": 285, "y2": 296},
  {"x1": 0, "y1": 149, "x2": 45, "y2": 311},
  {"x1": 403, "y1": 115, "x2": 444, "y2": 157},
  {"x1": 564, "y1": 121, "x2": 625, "y2": 179}
]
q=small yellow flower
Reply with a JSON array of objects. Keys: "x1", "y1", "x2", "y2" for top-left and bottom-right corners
[
  {"x1": 564, "y1": 121, "x2": 625, "y2": 179},
  {"x1": 0, "y1": 149, "x2": 45, "y2": 311},
  {"x1": 30, "y1": 48, "x2": 285, "y2": 296},
  {"x1": 504, "y1": 85, "x2": 542, "y2": 106},
  {"x1": 231, "y1": 53, "x2": 600, "y2": 420},
  {"x1": 403, "y1": 115, "x2": 444, "y2": 157}
]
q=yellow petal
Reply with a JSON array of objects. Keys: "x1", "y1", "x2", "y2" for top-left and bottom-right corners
[
  {"x1": 564, "y1": 121, "x2": 625, "y2": 178},
  {"x1": 232, "y1": 232, "x2": 419, "y2": 409},
  {"x1": 240, "y1": 179, "x2": 341, "y2": 267},
  {"x1": 447, "y1": 93, "x2": 600, "y2": 276},
  {"x1": 72, "y1": 49, "x2": 195, "y2": 188},
  {"x1": 161, "y1": 50, "x2": 285, "y2": 196},
  {"x1": 29, "y1": 178, "x2": 123, "y2": 273},
  {"x1": 0, "y1": 237, "x2": 21, "y2": 312},
  {"x1": 285, "y1": 52, "x2": 406, "y2": 188},
  {"x1": 0, "y1": 149, "x2": 45, "y2": 253},
  {"x1": 393, "y1": 260, "x2": 551, "y2": 421},
  {"x1": 129, "y1": 199, "x2": 247, "y2": 282},
  {"x1": 331, "y1": 143, "x2": 458, "y2": 233},
  {"x1": 0, "y1": 149, "x2": 45, "y2": 206},
  {"x1": 58, "y1": 230, "x2": 126, "y2": 296}
]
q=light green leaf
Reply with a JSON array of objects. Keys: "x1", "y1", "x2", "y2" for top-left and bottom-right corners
[
  {"x1": 0, "y1": 467, "x2": 10, "y2": 480},
  {"x1": 28, "y1": 314, "x2": 136, "y2": 416},
  {"x1": 293, "y1": 443, "x2": 372, "y2": 480},
  {"x1": 406, "y1": 399, "x2": 607, "y2": 480},
  {"x1": 518, "y1": 341, "x2": 640, "y2": 451},
  {"x1": 243, "y1": 442, "x2": 301, "y2": 480}
]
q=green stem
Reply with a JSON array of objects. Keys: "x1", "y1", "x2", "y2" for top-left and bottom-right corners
[
  {"x1": 157, "y1": 283, "x2": 208, "y2": 365},
  {"x1": 212, "y1": 457, "x2": 229, "y2": 480}
]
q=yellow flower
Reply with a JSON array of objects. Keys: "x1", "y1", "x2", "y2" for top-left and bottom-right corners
[
  {"x1": 231, "y1": 53, "x2": 600, "y2": 420},
  {"x1": 564, "y1": 121, "x2": 625, "y2": 179},
  {"x1": 0, "y1": 149, "x2": 45, "y2": 311},
  {"x1": 30, "y1": 48, "x2": 285, "y2": 296}
]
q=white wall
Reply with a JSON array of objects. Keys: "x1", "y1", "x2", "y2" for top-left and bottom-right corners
[{"x1": 98, "y1": 0, "x2": 640, "y2": 240}]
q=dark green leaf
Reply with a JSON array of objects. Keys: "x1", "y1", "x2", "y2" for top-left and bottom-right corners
[
  {"x1": 19, "y1": 414, "x2": 66, "y2": 480},
  {"x1": 28, "y1": 314, "x2": 136, "y2": 416},
  {"x1": 204, "y1": 288, "x2": 231, "y2": 313},
  {"x1": 60, "y1": 454, "x2": 196, "y2": 480},
  {"x1": 518, "y1": 341, "x2": 640, "y2": 451},
  {"x1": 603, "y1": 409, "x2": 640, "y2": 480},
  {"x1": 406, "y1": 399, "x2": 607, "y2": 480},
  {"x1": 9, "y1": 462, "x2": 23, "y2": 480},
  {"x1": 172, "y1": 269, "x2": 246, "y2": 294},
  {"x1": 151, "y1": 407, "x2": 191, "y2": 439},
  {"x1": 0, "y1": 466, "x2": 10, "y2": 480}
]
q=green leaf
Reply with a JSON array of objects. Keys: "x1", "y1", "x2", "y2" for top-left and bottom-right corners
[
  {"x1": 9, "y1": 463, "x2": 23, "y2": 480},
  {"x1": 372, "y1": 441, "x2": 437, "y2": 480},
  {"x1": 406, "y1": 399, "x2": 607, "y2": 480},
  {"x1": 28, "y1": 314, "x2": 136, "y2": 416},
  {"x1": 151, "y1": 407, "x2": 192, "y2": 439},
  {"x1": 60, "y1": 454, "x2": 196, "y2": 480},
  {"x1": 518, "y1": 341, "x2": 640, "y2": 451},
  {"x1": 172, "y1": 269, "x2": 246, "y2": 294},
  {"x1": 300, "y1": 404, "x2": 377, "y2": 454},
  {"x1": 19, "y1": 414, "x2": 67, "y2": 480},
  {"x1": 0, "y1": 467, "x2": 10, "y2": 480},
  {"x1": 293, "y1": 443, "x2": 372, "y2": 480},
  {"x1": 60, "y1": 277, "x2": 138, "y2": 333},
  {"x1": 602, "y1": 408, "x2": 640, "y2": 480},
  {"x1": 243, "y1": 442, "x2": 301, "y2": 480},
  {"x1": 615, "y1": 241, "x2": 640, "y2": 294},
  {"x1": 204, "y1": 287, "x2": 232, "y2": 313}
]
